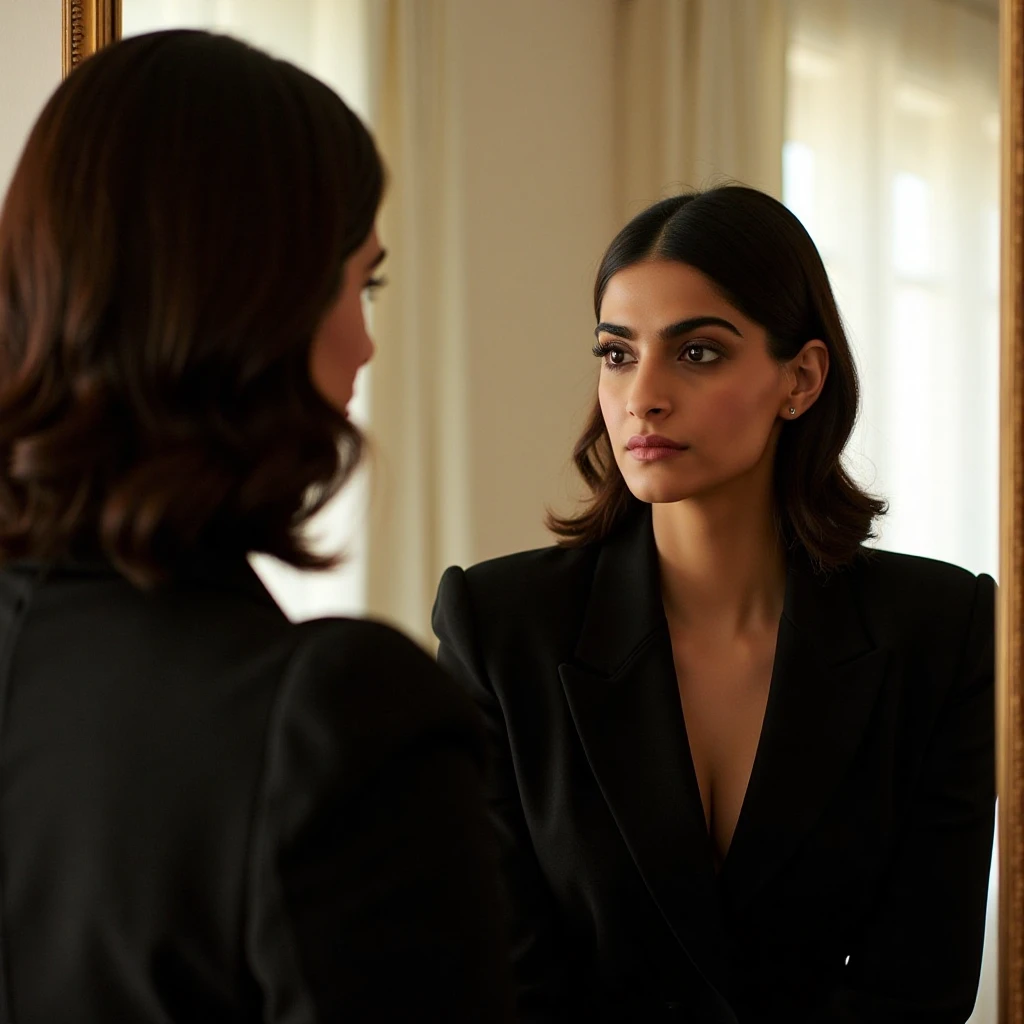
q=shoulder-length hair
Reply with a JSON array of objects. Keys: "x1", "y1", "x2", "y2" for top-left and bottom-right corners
[
  {"x1": 0, "y1": 29, "x2": 384, "y2": 587},
  {"x1": 548, "y1": 186, "x2": 886, "y2": 570}
]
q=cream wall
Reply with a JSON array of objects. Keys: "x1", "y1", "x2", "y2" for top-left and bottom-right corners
[
  {"x1": 0, "y1": 0, "x2": 61, "y2": 198},
  {"x1": 433, "y1": 0, "x2": 617, "y2": 565}
]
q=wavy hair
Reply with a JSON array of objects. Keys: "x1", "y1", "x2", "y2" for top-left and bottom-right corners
[
  {"x1": 548, "y1": 187, "x2": 886, "y2": 570},
  {"x1": 0, "y1": 30, "x2": 384, "y2": 586}
]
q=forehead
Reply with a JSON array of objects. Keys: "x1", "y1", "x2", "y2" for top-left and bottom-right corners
[{"x1": 599, "y1": 260, "x2": 742, "y2": 324}]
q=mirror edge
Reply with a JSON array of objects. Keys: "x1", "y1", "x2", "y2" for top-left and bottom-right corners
[
  {"x1": 61, "y1": 0, "x2": 121, "y2": 78},
  {"x1": 1001, "y1": 0, "x2": 1024, "y2": 1020}
]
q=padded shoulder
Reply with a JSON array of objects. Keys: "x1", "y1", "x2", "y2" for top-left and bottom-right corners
[
  {"x1": 290, "y1": 617, "x2": 438, "y2": 679},
  {"x1": 849, "y1": 547, "x2": 993, "y2": 650},
  {"x1": 464, "y1": 541, "x2": 594, "y2": 588},
  {"x1": 853, "y1": 547, "x2": 987, "y2": 608},
  {"x1": 460, "y1": 543, "x2": 597, "y2": 622},
  {"x1": 273, "y1": 617, "x2": 486, "y2": 796},
  {"x1": 856, "y1": 547, "x2": 982, "y2": 589}
]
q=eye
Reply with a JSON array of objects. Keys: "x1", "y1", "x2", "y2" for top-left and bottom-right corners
[
  {"x1": 363, "y1": 275, "x2": 388, "y2": 301},
  {"x1": 682, "y1": 343, "x2": 721, "y2": 364},
  {"x1": 592, "y1": 341, "x2": 637, "y2": 369}
]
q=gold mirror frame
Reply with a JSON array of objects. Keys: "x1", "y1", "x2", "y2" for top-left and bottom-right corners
[
  {"x1": 61, "y1": 0, "x2": 1024, "y2": 1018},
  {"x1": 1001, "y1": 0, "x2": 1024, "y2": 1018},
  {"x1": 61, "y1": 0, "x2": 120, "y2": 78}
]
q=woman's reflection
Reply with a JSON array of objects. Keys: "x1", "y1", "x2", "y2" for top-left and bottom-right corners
[{"x1": 434, "y1": 186, "x2": 996, "y2": 1023}]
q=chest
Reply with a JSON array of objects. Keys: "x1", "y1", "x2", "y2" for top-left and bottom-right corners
[{"x1": 669, "y1": 630, "x2": 777, "y2": 865}]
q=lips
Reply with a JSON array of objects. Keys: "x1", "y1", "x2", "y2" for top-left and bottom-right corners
[
  {"x1": 625, "y1": 434, "x2": 688, "y2": 462},
  {"x1": 626, "y1": 434, "x2": 684, "y2": 450}
]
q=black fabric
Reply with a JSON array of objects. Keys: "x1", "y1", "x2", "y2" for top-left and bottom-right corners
[
  {"x1": 0, "y1": 556, "x2": 512, "y2": 1023},
  {"x1": 432, "y1": 507, "x2": 996, "y2": 1023}
]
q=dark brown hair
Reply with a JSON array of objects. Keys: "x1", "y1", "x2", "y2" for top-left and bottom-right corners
[
  {"x1": 0, "y1": 29, "x2": 384, "y2": 586},
  {"x1": 548, "y1": 187, "x2": 886, "y2": 570}
]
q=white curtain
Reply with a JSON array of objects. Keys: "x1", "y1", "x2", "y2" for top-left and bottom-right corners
[
  {"x1": 614, "y1": 0, "x2": 788, "y2": 217},
  {"x1": 784, "y1": 0, "x2": 1000, "y2": 580},
  {"x1": 360, "y1": 0, "x2": 473, "y2": 646},
  {"x1": 783, "y1": 2, "x2": 999, "y2": 1020}
]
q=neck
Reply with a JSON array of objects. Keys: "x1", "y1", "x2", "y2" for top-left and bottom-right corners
[{"x1": 652, "y1": 472, "x2": 786, "y2": 636}]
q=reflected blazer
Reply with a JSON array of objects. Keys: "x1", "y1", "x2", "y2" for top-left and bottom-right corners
[
  {"x1": 0, "y1": 556, "x2": 512, "y2": 1024},
  {"x1": 433, "y1": 507, "x2": 996, "y2": 1023}
]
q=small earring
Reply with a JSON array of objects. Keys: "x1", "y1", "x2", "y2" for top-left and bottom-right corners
[{"x1": 789, "y1": 407, "x2": 797, "y2": 416}]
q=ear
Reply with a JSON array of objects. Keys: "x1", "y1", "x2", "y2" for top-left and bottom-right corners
[{"x1": 780, "y1": 339, "x2": 829, "y2": 420}]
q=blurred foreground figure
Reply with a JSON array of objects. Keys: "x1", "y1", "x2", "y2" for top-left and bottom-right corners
[{"x1": 0, "y1": 30, "x2": 510, "y2": 1023}]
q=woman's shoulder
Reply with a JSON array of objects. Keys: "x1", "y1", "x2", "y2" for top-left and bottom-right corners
[
  {"x1": 851, "y1": 546, "x2": 992, "y2": 596},
  {"x1": 846, "y1": 546, "x2": 994, "y2": 641},
  {"x1": 433, "y1": 541, "x2": 600, "y2": 663},
  {"x1": 279, "y1": 616, "x2": 484, "y2": 761},
  {"x1": 443, "y1": 540, "x2": 599, "y2": 609},
  {"x1": 286, "y1": 615, "x2": 458, "y2": 693},
  {"x1": 289, "y1": 615, "x2": 435, "y2": 671}
]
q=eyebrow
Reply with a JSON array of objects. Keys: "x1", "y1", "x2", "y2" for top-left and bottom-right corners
[
  {"x1": 366, "y1": 248, "x2": 388, "y2": 271},
  {"x1": 594, "y1": 315, "x2": 743, "y2": 340}
]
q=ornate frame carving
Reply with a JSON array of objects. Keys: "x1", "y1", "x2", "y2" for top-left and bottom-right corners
[
  {"x1": 53, "y1": 0, "x2": 1024, "y2": 1018},
  {"x1": 61, "y1": 0, "x2": 120, "y2": 77},
  {"x1": 1001, "y1": 1, "x2": 1024, "y2": 1019}
]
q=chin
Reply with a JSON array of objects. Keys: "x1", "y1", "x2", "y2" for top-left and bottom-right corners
[
  {"x1": 618, "y1": 454, "x2": 768, "y2": 506},
  {"x1": 621, "y1": 476, "x2": 703, "y2": 505}
]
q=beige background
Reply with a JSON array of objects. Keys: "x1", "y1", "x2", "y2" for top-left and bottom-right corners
[{"x1": 0, "y1": 1, "x2": 61, "y2": 199}]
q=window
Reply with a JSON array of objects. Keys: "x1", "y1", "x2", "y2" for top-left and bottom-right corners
[{"x1": 784, "y1": 0, "x2": 999, "y2": 581}]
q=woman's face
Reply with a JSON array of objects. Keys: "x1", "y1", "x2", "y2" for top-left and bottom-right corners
[
  {"x1": 309, "y1": 227, "x2": 386, "y2": 414},
  {"x1": 596, "y1": 259, "x2": 815, "y2": 506}
]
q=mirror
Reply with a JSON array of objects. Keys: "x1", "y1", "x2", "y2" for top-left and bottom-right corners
[{"x1": 60, "y1": 0, "x2": 1024, "y2": 1018}]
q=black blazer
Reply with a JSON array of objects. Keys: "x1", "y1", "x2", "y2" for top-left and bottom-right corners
[
  {"x1": 0, "y1": 555, "x2": 512, "y2": 1023},
  {"x1": 433, "y1": 508, "x2": 995, "y2": 1023}
]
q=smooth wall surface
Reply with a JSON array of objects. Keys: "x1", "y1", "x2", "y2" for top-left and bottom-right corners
[
  {"x1": 0, "y1": 0, "x2": 61, "y2": 198},
  {"x1": 444, "y1": 0, "x2": 618, "y2": 565}
]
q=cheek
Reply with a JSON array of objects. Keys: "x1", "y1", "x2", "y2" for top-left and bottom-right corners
[
  {"x1": 597, "y1": 379, "x2": 613, "y2": 424},
  {"x1": 317, "y1": 298, "x2": 366, "y2": 366},
  {"x1": 309, "y1": 294, "x2": 371, "y2": 406},
  {"x1": 597, "y1": 375, "x2": 626, "y2": 430},
  {"x1": 699, "y1": 368, "x2": 782, "y2": 438}
]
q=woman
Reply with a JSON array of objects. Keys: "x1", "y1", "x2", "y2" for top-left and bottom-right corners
[
  {"x1": 433, "y1": 187, "x2": 995, "y2": 1022},
  {"x1": 0, "y1": 30, "x2": 511, "y2": 1023}
]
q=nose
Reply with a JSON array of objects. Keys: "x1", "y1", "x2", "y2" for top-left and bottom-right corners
[{"x1": 625, "y1": 361, "x2": 672, "y2": 420}]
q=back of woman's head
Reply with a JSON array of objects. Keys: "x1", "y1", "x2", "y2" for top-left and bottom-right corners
[
  {"x1": 551, "y1": 186, "x2": 885, "y2": 569},
  {"x1": 0, "y1": 29, "x2": 384, "y2": 586}
]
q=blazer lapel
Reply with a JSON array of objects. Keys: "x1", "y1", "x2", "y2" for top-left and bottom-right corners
[
  {"x1": 557, "y1": 509, "x2": 731, "y2": 995},
  {"x1": 720, "y1": 549, "x2": 888, "y2": 910},
  {"x1": 557, "y1": 511, "x2": 890, "y2": 980}
]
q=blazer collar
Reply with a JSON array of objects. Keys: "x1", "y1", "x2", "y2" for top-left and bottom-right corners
[
  {"x1": 558, "y1": 507, "x2": 887, "y2": 991},
  {"x1": 570, "y1": 504, "x2": 875, "y2": 674},
  {"x1": 2, "y1": 552, "x2": 283, "y2": 615},
  {"x1": 570, "y1": 504, "x2": 667, "y2": 674}
]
